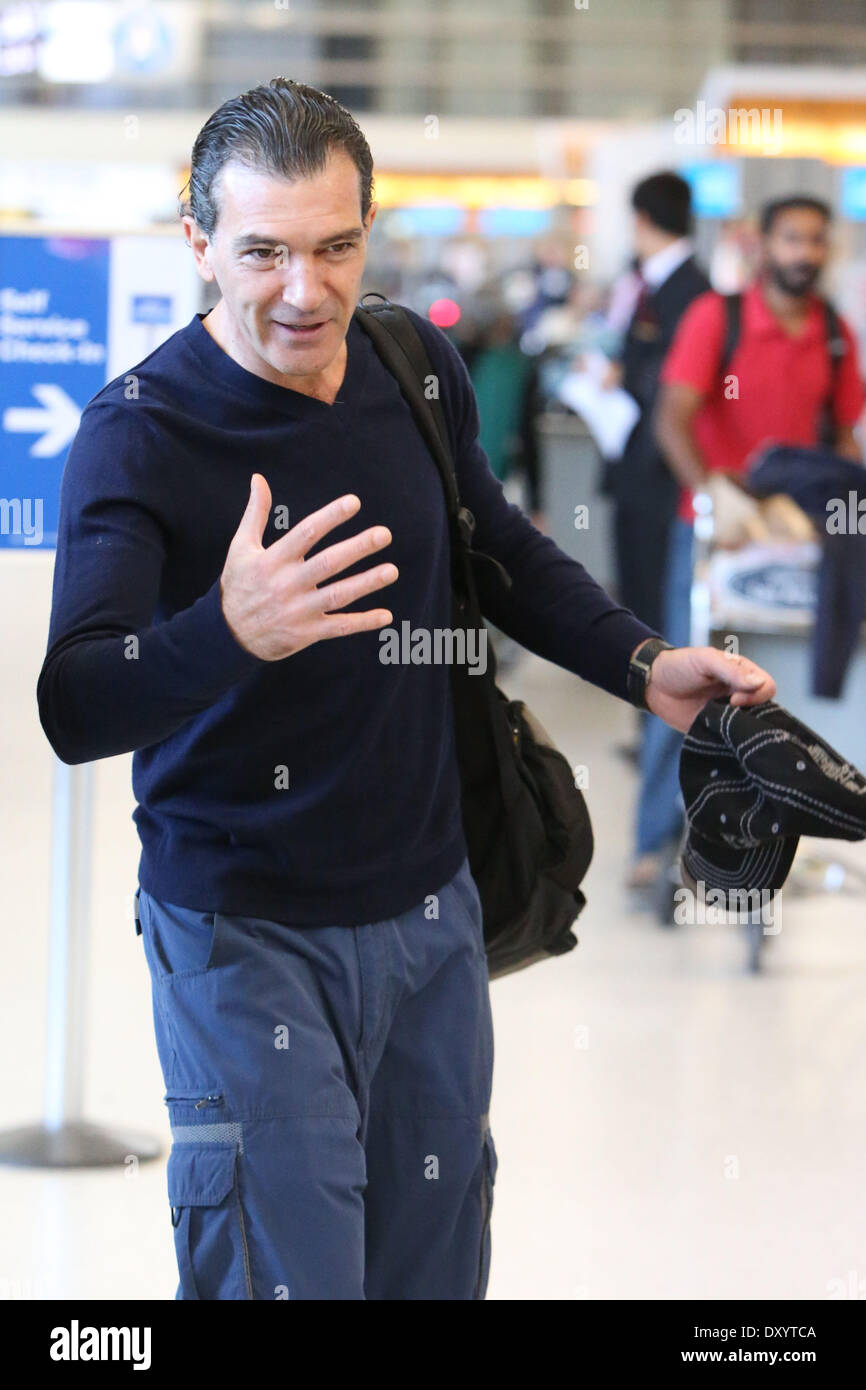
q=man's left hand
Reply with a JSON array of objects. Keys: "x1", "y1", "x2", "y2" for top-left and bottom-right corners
[{"x1": 643, "y1": 646, "x2": 777, "y2": 733}]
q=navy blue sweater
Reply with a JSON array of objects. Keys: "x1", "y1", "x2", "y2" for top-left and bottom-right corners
[{"x1": 37, "y1": 306, "x2": 657, "y2": 925}]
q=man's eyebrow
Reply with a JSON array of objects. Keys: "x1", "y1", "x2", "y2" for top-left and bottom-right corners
[
  {"x1": 231, "y1": 227, "x2": 365, "y2": 252},
  {"x1": 315, "y1": 226, "x2": 365, "y2": 247}
]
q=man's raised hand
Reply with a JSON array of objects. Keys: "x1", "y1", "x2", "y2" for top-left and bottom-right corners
[{"x1": 220, "y1": 474, "x2": 398, "y2": 661}]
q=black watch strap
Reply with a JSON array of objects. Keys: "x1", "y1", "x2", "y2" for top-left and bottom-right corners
[{"x1": 627, "y1": 638, "x2": 674, "y2": 710}]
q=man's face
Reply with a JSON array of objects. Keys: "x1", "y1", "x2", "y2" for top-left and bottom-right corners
[
  {"x1": 184, "y1": 149, "x2": 376, "y2": 383},
  {"x1": 632, "y1": 210, "x2": 654, "y2": 263},
  {"x1": 763, "y1": 207, "x2": 829, "y2": 297}
]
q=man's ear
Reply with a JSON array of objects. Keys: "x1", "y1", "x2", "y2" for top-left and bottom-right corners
[
  {"x1": 364, "y1": 201, "x2": 378, "y2": 236},
  {"x1": 182, "y1": 215, "x2": 216, "y2": 282}
]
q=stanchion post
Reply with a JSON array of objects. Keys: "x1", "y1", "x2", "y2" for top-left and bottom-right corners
[{"x1": 0, "y1": 755, "x2": 160, "y2": 1166}]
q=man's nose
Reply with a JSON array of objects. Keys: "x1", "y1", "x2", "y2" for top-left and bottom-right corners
[{"x1": 279, "y1": 258, "x2": 326, "y2": 313}]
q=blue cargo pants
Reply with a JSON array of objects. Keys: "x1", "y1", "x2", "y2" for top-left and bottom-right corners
[{"x1": 134, "y1": 855, "x2": 497, "y2": 1300}]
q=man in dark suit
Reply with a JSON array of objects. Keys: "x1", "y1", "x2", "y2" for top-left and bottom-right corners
[{"x1": 611, "y1": 172, "x2": 710, "y2": 641}]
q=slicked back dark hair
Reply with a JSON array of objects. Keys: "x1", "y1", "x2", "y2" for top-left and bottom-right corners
[
  {"x1": 180, "y1": 76, "x2": 375, "y2": 238},
  {"x1": 760, "y1": 195, "x2": 832, "y2": 236}
]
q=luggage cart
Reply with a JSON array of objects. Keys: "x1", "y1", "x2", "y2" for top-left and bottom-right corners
[{"x1": 665, "y1": 500, "x2": 866, "y2": 965}]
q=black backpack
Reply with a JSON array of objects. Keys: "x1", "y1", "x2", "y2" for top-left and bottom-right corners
[
  {"x1": 720, "y1": 291, "x2": 847, "y2": 446},
  {"x1": 354, "y1": 294, "x2": 594, "y2": 978}
]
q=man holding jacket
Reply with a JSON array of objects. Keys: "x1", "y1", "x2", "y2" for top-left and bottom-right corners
[{"x1": 37, "y1": 77, "x2": 776, "y2": 1300}]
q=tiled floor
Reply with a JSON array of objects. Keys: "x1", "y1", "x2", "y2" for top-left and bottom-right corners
[{"x1": 2, "y1": 554, "x2": 865, "y2": 1300}]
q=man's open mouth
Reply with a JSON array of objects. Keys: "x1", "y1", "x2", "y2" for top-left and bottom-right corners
[{"x1": 274, "y1": 320, "x2": 329, "y2": 339}]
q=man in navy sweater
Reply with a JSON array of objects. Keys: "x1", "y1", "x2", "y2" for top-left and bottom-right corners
[{"x1": 37, "y1": 78, "x2": 776, "y2": 1301}]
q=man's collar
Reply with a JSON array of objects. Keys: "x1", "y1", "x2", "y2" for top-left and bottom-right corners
[
  {"x1": 745, "y1": 278, "x2": 825, "y2": 339},
  {"x1": 639, "y1": 238, "x2": 693, "y2": 290}
]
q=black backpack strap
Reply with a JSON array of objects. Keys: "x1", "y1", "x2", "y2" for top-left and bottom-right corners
[
  {"x1": 353, "y1": 293, "x2": 511, "y2": 595},
  {"x1": 720, "y1": 292, "x2": 742, "y2": 379},
  {"x1": 354, "y1": 294, "x2": 517, "y2": 811},
  {"x1": 823, "y1": 299, "x2": 847, "y2": 386},
  {"x1": 823, "y1": 299, "x2": 846, "y2": 363},
  {"x1": 819, "y1": 298, "x2": 846, "y2": 443},
  {"x1": 354, "y1": 294, "x2": 466, "y2": 531}
]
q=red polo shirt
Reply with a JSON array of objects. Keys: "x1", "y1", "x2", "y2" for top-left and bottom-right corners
[{"x1": 659, "y1": 281, "x2": 865, "y2": 521}]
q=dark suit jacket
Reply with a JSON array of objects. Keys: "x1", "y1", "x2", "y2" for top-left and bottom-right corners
[{"x1": 608, "y1": 255, "x2": 710, "y2": 509}]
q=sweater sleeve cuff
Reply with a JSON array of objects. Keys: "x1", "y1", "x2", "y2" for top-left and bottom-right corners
[
  {"x1": 165, "y1": 577, "x2": 267, "y2": 695},
  {"x1": 584, "y1": 610, "x2": 665, "y2": 703}
]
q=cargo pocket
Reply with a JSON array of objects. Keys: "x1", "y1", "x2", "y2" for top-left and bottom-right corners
[
  {"x1": 475, "y1": 1127, "x2": 498, "y2": 1300},
  {"x1": 167, "y1": 1142, "x2": 253, "y2": 1300}
]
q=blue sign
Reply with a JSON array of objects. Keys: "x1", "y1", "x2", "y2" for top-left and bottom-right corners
[
  {"x1": 131, "y1": 293, "x2": 173, "y2": 325},
  {"x1": 841, "y1": 167, "x2": 866, "y2": 221},
  {"x1": 386, "y1": 206, "x2": 465, "y2": 238},
  {"x1": 114, "y1": 10, "x2": 173, "y2": 76},
  {"x1": 477, "y1": 207, "x2": 553, "y2": 238},
  {"x1": 0, "y1": 236, "x2": 109, "y2": 549},
  {"x1": 680, "y1": 162, "x2": 742, "y2": 219}
]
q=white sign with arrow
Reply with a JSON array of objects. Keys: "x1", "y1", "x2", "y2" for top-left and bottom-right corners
[{"x1": 3, "y1": 383, "x2": 82, "y2": 458}]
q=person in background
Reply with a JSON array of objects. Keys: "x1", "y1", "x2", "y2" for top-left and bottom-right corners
[
  {"x1": 708, "y1": 216, "x2": 759, "y2": 295},
  {"x1": 466, "y1": 304, "x2": 542, "y2": 524},
  {"x1": 519, "y1": 239, "x2": 575, "y2": 336},
  {"x1": 465, "y1": 303, "x2": 544, "y2": 672},
  {"x1": 610, "y1": 172, "x2": 710, "y2": 642},
  {"x1": 603, "y1": 173, "x2": 710, "y2": 794},
  {"x1": 630, "y1": 194, "x2": 865, "y2": 903}
]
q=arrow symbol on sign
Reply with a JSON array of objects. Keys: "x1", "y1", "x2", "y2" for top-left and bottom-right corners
[{"x1": 3, "y1": 384, "x2": 82, "y2": 457}]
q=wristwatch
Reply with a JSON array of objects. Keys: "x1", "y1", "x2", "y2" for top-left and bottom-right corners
[{"x1": 627, "y1": 637, "x2": 674, "y2": 710}]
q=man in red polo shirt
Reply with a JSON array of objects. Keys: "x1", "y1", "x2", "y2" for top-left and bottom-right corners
[
  {"x1": 628, "y1": 194, "x2": 864, "y2": 902},
  {"x1": 659, "y1": 196, "x2": 863, "y2": 514}
]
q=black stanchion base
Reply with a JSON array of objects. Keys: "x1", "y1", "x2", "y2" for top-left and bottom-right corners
[{"x1": 0, "y1": 1120, "x2": 162, "y2": 1168}]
